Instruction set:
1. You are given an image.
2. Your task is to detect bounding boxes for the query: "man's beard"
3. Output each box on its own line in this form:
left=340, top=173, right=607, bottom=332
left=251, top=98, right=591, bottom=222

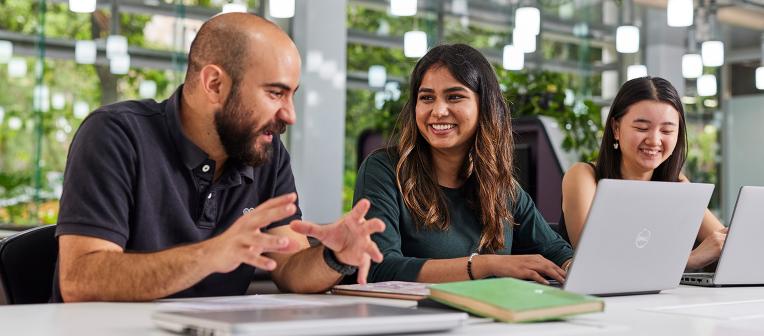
left=214, top=88, right=286, bottom=167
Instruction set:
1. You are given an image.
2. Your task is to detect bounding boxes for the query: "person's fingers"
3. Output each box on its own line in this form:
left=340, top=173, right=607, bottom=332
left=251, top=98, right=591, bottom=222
left=349, top=199, right=371, bottom=223
left=248, top=193, right=297, bottom=214
left=289, top=220, right=328, bottom=240
left=363, top=218, right=386, bottom=235
left=542, top=265, right=565, bottom=284
left=356, top=253, right=371, bottom=285
left=527, top=271, right=548, bottom=285
left=365, top=240, right=384, bottom=263
left=248, top=233, right=291, bottom=253
left=244, top=254, right=278, bottom=271
left=243, top=203, right=297, bottom=230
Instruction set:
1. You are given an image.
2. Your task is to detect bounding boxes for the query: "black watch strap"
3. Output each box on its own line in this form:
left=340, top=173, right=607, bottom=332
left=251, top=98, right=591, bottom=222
left=322, top=247, right=358, bottom=275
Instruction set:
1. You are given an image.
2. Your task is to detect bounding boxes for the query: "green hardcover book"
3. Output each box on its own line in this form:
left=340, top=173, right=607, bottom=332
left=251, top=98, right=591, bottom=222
left=428, top=278, right=604, bottom=323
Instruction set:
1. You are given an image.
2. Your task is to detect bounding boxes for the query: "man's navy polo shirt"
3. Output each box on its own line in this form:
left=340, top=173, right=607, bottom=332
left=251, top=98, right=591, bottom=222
left=51, top=85, right=301, bottom=302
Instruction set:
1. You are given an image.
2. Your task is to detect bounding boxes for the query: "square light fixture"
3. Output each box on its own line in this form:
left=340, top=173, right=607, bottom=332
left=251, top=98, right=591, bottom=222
left=616, top=26, right=640, bottom=53
left=69, top=0, right=96, bottom=13
left=681, top=54, right=703, bottom=79
left=390, top=0, right=417, bottom=16
left=512, top=29, right=536, bottom=53
left=502, top=45, right=524, bottom=70
left=368, top=65, right=387, bottom=88
left=697, top=74, right=717, bottom=96
left=667, top=0, right=693, bottom=27
left=139, top=80, right=157, bottom=99
left=75, top=40, right=97, bottom=64
left=701, top=41, right=724, bottom=67
left=269, top=0, right=294, bottom=18
left=106, top=35, right=128, bottom=59
left=222, top=3, right=247, bottom=13
left=627, top=65, right=647, bottom=80
left=515, top=7, right=540, bottom=36
left=110, top=54, right=130, bottom=75
left=0, top=40, right=12, bottom=63
left=8, top=58, right=27, bottom=78
left=404, top=31, right=427, bottom=58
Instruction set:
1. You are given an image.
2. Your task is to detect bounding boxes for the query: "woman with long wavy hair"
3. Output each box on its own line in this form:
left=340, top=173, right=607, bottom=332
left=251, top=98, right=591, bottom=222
left=354, top=44, right=573, bottom=284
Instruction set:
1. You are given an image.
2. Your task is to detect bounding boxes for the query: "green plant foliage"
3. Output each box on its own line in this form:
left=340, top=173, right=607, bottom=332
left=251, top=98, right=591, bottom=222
left=0, top=0, right=179, bottom=225
left=495, top=68, right=603, bottom=162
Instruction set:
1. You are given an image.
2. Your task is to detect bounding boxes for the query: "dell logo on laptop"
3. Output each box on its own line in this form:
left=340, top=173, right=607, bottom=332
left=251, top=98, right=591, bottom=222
left=635, top=228, right=651, bottom=249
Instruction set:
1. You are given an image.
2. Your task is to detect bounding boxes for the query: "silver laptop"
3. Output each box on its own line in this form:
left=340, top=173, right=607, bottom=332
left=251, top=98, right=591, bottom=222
left=682, top=186, right=764, bottom=287
left=562, top=179, right=713, bottom=296
left=152, top=303, right=467, bottom=336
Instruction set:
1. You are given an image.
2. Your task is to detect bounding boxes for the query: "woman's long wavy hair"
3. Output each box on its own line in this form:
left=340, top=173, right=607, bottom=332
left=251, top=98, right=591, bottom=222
left=389, top=44, right=517, bottom=253
left=594, top=76, right=687, bottom=182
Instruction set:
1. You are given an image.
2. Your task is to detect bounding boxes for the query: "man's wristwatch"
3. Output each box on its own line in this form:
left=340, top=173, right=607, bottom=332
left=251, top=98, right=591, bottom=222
left=322, top=247, right=358, bottom=275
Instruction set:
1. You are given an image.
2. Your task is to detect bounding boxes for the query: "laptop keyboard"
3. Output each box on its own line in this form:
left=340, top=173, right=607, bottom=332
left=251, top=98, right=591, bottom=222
left=684, top=273, right=714, bottom=279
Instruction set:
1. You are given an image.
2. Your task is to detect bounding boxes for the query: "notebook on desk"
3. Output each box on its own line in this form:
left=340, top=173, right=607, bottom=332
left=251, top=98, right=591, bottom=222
left=682, top=186, right=764, bottom=287
left=331, top=281, right=430, bottom=300
left=561, top=179, right=713, bottom=296
left=152, top=303, right=467, bottom=336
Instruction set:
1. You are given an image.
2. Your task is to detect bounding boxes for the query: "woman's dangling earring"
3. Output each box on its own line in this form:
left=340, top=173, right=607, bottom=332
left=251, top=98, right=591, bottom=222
left=613, top=141, right=619, bottom=150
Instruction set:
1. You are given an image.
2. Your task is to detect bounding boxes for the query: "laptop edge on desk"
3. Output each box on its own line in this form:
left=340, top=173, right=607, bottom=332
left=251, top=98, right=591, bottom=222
left=682, top=186, right=764, bottom=287
left=152, top=302, right=467, bottom=336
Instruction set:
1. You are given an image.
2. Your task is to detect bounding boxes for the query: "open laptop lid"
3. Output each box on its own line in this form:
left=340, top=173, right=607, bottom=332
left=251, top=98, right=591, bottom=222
left=564, top=179, right=713, bottom=296
left=714, top=186, right=764, bottom=285
left=152, top=303, right=467, bottom=336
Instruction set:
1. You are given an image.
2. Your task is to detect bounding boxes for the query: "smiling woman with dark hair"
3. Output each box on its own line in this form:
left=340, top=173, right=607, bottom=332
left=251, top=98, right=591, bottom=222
left=354, top=43, right=573, bottom=285
left=561, top=76, right=727, bottom=271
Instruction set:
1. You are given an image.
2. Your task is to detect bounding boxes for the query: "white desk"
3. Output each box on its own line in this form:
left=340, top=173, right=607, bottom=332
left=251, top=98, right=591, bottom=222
left=1, top=286, right=763, bottom=335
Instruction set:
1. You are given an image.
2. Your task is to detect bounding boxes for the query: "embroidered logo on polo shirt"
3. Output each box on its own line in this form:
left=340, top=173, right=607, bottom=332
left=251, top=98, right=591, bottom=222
left=242, top=207, right=255, bottom=215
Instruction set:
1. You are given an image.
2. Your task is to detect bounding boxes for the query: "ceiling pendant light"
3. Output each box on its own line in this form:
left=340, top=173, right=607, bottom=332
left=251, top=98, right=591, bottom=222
left=701, top=40, right=724, bottom=67
left=627, top=65, right=647, bottom=80
left=513, top=29, right=536, bottom=53
left=222, top=3, right=247, bottom=13
left=269, top=0, right=294, bottom=18
left=404, top=31, right=427, bottom=58
left=73, top=101, right=90, bottom=119
left=697, top=74, right=717, bottom=96
left=8, top=58, right=27, bottom=78
left=106, top=35, right=127, bottom=59
left=667, top=0, right=693, bottom=27
left=681, top=54, right=703, bottom=79
left=368, top=65, right=386, bottom=88
left=515, top=7, right=540, bottom=36
left=390, top=0, right=417, bottom=17
left=616, top=25, right=639, bottom=53
left=69, top=0, right=96, bottom=13
left=75, top=40, right=97, bottom=64
left=0, top=40, right=12, bottom=63
left=139, top=80, right=157, bottom=99
left=110, top=54, right=130, bottom=75
left=502, top=45, right=524, bottom=70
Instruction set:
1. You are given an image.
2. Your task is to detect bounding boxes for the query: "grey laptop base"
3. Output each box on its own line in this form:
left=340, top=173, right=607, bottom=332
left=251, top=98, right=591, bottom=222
left=153, top=303, right=467, bottom=336
left=681, top=186, right=764, bottom=287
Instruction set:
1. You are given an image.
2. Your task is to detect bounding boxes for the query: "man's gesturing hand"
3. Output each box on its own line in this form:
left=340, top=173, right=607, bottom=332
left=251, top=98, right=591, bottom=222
left=289, top=198, right=385, bottom=284
left=207, top=193, right=302, bottom=273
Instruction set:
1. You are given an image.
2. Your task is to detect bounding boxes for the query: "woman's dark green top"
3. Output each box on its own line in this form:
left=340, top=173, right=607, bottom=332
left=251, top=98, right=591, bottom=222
left=354, top=151, right=574, bottom=283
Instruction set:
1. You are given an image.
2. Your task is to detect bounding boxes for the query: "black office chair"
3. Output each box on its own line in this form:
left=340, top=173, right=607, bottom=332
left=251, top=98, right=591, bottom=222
left=0, top=225, right=58, bottom=304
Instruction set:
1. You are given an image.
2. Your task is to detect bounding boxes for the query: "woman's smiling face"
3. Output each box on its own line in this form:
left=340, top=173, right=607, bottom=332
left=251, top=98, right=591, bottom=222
left=613, top=100, right=680, bottom=173
left=415, top=65, right=479, bottom=156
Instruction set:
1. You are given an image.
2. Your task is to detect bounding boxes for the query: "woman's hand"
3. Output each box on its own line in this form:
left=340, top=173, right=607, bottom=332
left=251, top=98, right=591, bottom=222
left=479, top=254, right=566, bottom=285
left=687, top=228, right=727, bottom=270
